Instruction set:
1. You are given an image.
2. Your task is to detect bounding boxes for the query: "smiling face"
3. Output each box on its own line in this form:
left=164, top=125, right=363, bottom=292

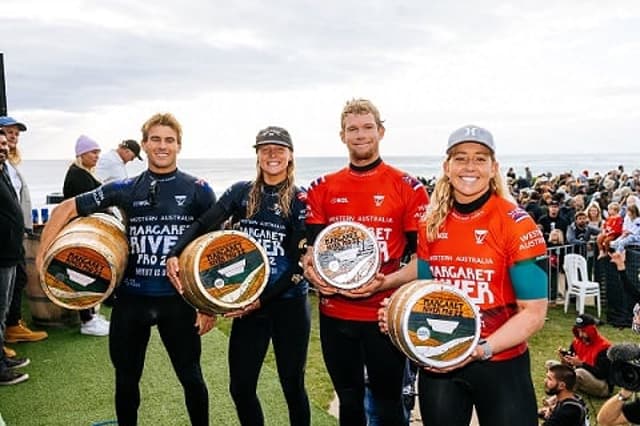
left=444, top=142, right=497, bottom=204
left=142, top=125, right=181, bottom=173
left=257, top=144, right=292, bottom=185
left=2, top=125, right=20, bottom=152
left=340, top=113, right=384, bottom=166
left=0, top=133, right=8, bottom=165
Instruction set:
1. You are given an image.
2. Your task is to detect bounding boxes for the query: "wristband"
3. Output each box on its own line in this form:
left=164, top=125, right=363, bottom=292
left=478, top=339, right=493, bottom=361
left=618, top=392, right=632, bottom=402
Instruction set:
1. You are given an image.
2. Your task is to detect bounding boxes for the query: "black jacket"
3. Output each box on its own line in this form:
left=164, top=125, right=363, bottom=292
left=63, top=163, right=101, bottom=199
left=0, top=166, right=25, bottom=266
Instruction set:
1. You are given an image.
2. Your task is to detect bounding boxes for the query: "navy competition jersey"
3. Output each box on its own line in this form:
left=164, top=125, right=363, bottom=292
left=219, top=181, right=308, bottom=299
left=75, top=169, right=215, bottom=296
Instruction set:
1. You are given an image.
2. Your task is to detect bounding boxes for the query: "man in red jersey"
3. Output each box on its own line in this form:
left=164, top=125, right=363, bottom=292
left=379, top=125, right=549, bottom=426
left=303, top=98, right=429, bottom=425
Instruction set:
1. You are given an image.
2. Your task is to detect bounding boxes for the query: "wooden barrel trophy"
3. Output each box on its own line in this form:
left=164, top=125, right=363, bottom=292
left=24, top=231, right=79, bottom=326
left=40, top=212, right=128, bottom=310
left=312, top=221, right=380, bottom=290
left=178, top=230, right=269, bottom=315
left=387, top=280, right=481, bottom=368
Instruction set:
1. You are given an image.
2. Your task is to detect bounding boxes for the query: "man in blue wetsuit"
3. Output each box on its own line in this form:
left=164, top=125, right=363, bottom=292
left=36, top=113, right=216, bottom=426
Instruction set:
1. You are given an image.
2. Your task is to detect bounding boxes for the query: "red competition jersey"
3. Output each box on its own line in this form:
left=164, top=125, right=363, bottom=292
left=307, top=161, right=429, bottom=321
left=417, top=194, right=547, bottom=361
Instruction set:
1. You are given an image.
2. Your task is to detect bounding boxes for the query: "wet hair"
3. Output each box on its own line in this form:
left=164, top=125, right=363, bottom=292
left=549, top=364, right=577, bottom=391
left=424, top=151, right=513, bottom=241
left=340, top=98, right=384, bottom=131
left=141, top=113, right=182, bottom=145
left=246, top=154, right=296, bottom=219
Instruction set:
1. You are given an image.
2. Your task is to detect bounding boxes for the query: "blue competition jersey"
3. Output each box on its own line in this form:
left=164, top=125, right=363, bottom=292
left=219, top=181, right=308, bottom=299
left=75, top=169, right=215, bottom=296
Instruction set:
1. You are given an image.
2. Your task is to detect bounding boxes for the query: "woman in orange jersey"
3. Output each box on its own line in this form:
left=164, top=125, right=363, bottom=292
left=378, top=125, right=548, bottom=426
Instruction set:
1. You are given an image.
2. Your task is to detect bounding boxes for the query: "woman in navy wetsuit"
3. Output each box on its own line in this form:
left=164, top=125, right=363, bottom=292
left=166, top=126, right=310, bottom=426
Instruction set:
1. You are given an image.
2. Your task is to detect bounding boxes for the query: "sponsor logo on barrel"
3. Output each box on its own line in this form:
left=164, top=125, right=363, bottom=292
left=312, top=221, right=380, bottom=290
left=388, top=280, right=481, bottom=368
left=179, top=230, right=269, bottom=314
left=40, top=213, right=128, bottom=310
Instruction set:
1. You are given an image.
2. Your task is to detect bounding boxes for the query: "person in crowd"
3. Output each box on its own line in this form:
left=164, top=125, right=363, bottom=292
left=550, top=314, right=612, bottom=398
left=302, top=98, right=429, bottom=425
left=36, top=113, right=215, bottom=425
left=0, top=116, right=48, bottom=353
left=95, top=139, right=142, bottom=183
left=524, top=190, right=544, bottom=222
left=0, top=128, right=31, bottom=385
left=567, top=210, right=601, bottom=280
left=547, top=228, right=566, bottom=305
left=166, top=126, right=310, bottom=426
left=377, top=124, right=548, bottom=425
left=538, top=364, right=588, bottom=426
left=62, top=135, right=109, bottom=336
left=539, top=200, right=570, bottom=243
left=597, top=202, right=623, bottom=259
left=586, top=203, right=603, bottom=229
left=612, top=204, right=640, bottom=253
left=567, top=211, right=600, bottom=257
left=559, top=197, right=577, bottom=226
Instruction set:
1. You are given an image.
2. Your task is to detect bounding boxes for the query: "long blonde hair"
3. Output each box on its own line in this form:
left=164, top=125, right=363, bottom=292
left=424, top=152, right=512, bottom=241
left=246, top=157, right=296, bottom=218
left=8, top=148, right=21, bottom=166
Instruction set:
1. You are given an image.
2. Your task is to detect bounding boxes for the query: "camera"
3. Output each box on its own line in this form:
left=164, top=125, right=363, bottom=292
left=611, top=359, right=640, bottom=392
left=560, top=349, right=574, bottom=357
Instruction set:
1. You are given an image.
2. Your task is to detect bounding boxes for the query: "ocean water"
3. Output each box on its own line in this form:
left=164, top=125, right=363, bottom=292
left=19, top=153, right=640, bottom=208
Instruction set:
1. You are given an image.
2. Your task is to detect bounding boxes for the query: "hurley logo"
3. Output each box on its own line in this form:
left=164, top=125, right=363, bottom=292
left=474, top=229, right=489, bottom=245
left=373, top=195, right=385, bottom=207
left=175, top=195, right=187, bottom=206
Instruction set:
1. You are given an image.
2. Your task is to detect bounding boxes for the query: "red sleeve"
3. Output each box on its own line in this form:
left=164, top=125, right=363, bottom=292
left=401, top=175, right=429, bottom=232
left=305, top=177, right=327, bottom=225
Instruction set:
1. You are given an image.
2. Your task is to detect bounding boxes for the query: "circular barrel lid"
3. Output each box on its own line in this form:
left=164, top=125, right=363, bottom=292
left=398, top=281, right=481, bottom=368
left=312, top=221, right=380, bottom=290
left=190, top=230, right=269, bottom=311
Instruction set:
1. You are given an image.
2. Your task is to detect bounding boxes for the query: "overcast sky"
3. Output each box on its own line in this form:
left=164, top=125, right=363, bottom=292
left=2, top=1, right=639, bottom=159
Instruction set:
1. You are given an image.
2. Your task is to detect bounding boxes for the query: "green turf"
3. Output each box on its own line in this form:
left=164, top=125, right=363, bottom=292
left=1, top=295, right=635, bottom=425
left=0, top=294, right=336, bottom=426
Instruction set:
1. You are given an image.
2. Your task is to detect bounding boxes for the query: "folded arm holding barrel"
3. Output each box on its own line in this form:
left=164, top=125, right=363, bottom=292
left=166, top=181, right=308, bottom=318
left=373, top=126, right=549, bottom=426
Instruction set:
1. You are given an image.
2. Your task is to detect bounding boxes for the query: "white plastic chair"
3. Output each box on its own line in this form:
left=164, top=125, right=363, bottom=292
left=563, top=253, right=601, bottom=317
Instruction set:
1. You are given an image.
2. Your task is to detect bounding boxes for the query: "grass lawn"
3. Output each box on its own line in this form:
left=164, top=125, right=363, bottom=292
left=1, top=294, right=635, bottom=425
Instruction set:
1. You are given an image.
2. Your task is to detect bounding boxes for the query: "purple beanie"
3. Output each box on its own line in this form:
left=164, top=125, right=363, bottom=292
left=75, top=135, right=101, bottom=156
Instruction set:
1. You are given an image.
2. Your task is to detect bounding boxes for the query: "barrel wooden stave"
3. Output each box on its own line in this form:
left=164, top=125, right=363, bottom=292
left=24, top=232, right=79, bottom=327
left=40, top=213, right=128, bottom=310
left=387, top=280, right=481, bottom=368
left=179, top=230, right=269, bottom=315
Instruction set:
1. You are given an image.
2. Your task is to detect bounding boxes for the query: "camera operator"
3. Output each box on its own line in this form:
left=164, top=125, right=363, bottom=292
left=597, top=343, right=640, bottom=426
left=550, top=314, right=613, bottom=398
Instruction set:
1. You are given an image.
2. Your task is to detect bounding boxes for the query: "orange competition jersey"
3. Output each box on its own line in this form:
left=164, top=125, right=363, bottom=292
left=307, top=162, right=429, bottom=321
left=417, top=194, right=547, bottom=361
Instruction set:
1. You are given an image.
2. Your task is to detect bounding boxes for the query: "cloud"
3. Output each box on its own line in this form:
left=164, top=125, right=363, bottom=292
left=2, top=0, right=640, bottom=158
